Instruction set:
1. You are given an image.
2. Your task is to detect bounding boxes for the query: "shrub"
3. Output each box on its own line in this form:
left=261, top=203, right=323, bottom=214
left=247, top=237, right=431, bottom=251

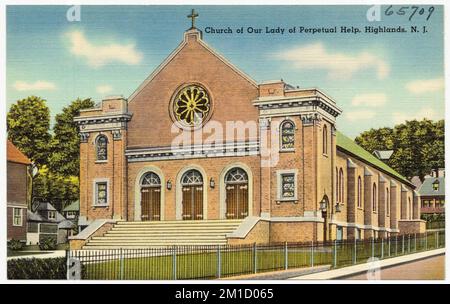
left=39, top=236, right=57, bottom=250
left=8, top=239, right=24, bottom=251
left=7, top=257, right=67, bottom=280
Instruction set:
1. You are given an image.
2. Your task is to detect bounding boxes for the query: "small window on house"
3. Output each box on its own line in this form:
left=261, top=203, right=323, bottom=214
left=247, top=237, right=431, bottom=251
left=372, top=183, right=377, bottom=212
left=13, top=208, right=23, bottom=226
left=323, top=125, right=328, bottom=155
left=66, top=211, right=76, bottom=219
left=433, top=180, right=439, bottom=191
left=48, top=211, right=56, bottom=219
left=281, top=173, right=295, bottom=199
left=95, top=182, right=108, bottom=205
left=357, top=176, right=362, bottom=208
left=280, top=120, right=295, bottom=150
left=96, top=135, right=108, bottom=161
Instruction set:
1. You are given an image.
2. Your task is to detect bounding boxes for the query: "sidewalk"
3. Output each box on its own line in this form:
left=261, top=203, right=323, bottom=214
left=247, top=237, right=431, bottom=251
left=7, top=250, right=66, bottom=260
left=289, top=248, right=445, bottom=280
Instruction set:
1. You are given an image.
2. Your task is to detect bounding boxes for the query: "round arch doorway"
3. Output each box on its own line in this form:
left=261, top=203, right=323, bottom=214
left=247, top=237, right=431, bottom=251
left=140, top=172, right=161, bottom=221
left=225, top=168, right=249, bottom=219
left=181, top=169, right=204, bottom=220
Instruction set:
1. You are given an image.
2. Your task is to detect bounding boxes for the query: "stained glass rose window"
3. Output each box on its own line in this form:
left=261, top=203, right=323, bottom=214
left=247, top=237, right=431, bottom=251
left=173, top=85, right=211, bottom=127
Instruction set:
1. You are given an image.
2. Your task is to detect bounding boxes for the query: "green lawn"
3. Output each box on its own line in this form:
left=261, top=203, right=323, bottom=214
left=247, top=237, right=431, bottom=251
left=81, top=246, right=334, bottom=280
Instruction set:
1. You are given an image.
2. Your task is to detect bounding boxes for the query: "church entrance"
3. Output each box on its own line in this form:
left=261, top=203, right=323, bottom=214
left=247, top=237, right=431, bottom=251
left=225, top=168, right=249, bottom=219
left=140, top=172, right=161, bottom=221
left=181, top=170, right=204, bottom=220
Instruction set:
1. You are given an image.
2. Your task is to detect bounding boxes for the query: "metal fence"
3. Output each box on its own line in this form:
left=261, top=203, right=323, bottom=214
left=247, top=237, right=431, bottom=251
left=68, top=231, right=445, bottom=280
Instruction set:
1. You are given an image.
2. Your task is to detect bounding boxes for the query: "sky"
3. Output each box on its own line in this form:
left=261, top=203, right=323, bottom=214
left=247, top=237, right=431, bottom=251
left=6, top=5, right=444, bottom=138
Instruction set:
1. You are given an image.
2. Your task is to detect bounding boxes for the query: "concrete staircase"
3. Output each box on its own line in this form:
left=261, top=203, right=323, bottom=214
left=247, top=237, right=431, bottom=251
left=82, top=219, right=243, bottom=249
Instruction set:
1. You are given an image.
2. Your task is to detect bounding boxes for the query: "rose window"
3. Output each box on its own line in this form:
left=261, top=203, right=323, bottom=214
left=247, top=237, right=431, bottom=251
left=173, top=85, right=211, bottom=127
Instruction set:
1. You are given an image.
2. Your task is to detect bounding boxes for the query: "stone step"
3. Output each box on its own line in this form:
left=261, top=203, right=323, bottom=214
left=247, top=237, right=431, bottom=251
left=107, top=228, right=236, bottom=234
left=112, top=224, right=240, bottom=229
left=85, top=240, right=228, bottom=245
left=92, top=235, right=226, bottom=241
left=115, top=219, right=243, bottom=225
left=82, top=244, right=227, bottom=250
left=112, top=224, right=241, bottom=229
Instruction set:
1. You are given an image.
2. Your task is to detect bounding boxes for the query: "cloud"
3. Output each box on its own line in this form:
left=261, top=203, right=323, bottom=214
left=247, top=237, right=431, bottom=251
left=66, top=30, right=143, bottom=67
left=405, top=78, right=444, bottom=95
left=13, top=80, right=56, bottom=91
left=345, top=110, right=376, bottom=122
left=96, top=85, right=113, bottom=95
left=351, top=93, right=387, bottom=107
left=274, top=42, right=389, bottom=80
left=392, top=107, right=440, bottom=124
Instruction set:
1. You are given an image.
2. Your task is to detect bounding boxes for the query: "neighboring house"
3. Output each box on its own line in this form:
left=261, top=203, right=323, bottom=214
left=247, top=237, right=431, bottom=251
left=418, top=176, right=445, bottom=229
left=7, top=140, right=31, bottom=243
left=27, top=202, right=76, bottom=245
left=62, top=200, right=80, bottom=223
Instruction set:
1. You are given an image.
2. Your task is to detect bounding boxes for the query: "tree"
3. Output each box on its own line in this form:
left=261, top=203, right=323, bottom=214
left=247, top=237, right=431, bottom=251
left=355, top=119, right=445, bottom=181
left=32, top=166, right=79, bottom=206
left=48, top=98, right=95, bottom=176
left=7, top=96, right=51, bottom=166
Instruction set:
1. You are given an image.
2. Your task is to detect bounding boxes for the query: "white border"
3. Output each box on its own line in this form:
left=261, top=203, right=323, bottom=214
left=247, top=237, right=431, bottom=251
left=1, top=0, right=448, bottom=285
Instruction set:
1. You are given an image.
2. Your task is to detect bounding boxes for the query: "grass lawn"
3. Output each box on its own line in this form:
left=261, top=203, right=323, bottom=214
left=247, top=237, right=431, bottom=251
left=81, top=247, right=334, bottom=280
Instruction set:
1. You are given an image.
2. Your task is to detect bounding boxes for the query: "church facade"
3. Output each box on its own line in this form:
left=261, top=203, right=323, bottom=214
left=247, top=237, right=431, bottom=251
left=74, top=27, right=425, bottom=245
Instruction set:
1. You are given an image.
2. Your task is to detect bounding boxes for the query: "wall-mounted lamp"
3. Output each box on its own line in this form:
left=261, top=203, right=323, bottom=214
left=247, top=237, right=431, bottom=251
left=166, top=180, right=172, bottom=190
left=335, top=203, right=341, bottom=213
left=319, top=198, right=327, bottom=211
left=210, top=178, right=215, bottom=189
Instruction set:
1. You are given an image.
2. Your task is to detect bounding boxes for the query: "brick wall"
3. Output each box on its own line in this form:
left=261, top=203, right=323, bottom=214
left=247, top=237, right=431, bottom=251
left=7, top=206, right=27, bottom=241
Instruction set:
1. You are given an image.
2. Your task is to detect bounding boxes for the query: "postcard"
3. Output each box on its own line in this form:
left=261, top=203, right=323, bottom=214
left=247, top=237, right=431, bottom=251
left=3, top=2, right=446, bottom=288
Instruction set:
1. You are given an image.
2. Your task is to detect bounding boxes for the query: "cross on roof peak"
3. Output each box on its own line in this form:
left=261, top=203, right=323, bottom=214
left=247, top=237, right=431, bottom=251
left=187, top=9, right=199, bottom=29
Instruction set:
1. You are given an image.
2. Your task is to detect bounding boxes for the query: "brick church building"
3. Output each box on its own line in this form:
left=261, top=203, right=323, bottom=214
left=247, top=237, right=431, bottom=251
left=72, top=23, right=425, bottom=249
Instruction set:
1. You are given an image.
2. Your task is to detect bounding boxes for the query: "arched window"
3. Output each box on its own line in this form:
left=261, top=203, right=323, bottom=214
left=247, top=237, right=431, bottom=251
left=372, top=183, right=377, bottom=212
left=323, top=125, right=328, bottom=155
left=408, top=197, right=412, bottom=219
left=96, top=135, right=108, bottom=161
left=339, top=168, right=344, bottom=203
left=335, top=167, right=339, bottom=202
left=280, top=120, right=295, bottom=150
left=141, top=172, right=161, bottom=187
left=386, top=187, right=390, bottom=216
left=357, top=176, right=362, bottom=208
left=225, top=168, right=248, bottom=184
left=181, top=170, right=203, bottom=185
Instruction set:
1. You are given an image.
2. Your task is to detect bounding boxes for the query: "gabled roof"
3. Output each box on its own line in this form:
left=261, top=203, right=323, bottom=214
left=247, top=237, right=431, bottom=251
left=373, top=150, right=394, bottom=160
left=336, top=132, right=413, bottom=187
left=62, top=201, right=79, bottom=212
left=58, top=219, right=76, bottom=229
left=36, top=202, right=57, bottom=212
left=418, top=177, right=445, bottom=196
left=7, top=140, right=31, bottom=165
left=128, top=29, right=257, bottom=101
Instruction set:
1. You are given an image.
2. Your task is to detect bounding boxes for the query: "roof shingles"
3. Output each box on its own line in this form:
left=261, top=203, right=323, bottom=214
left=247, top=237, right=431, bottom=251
left=336, top=132, right=413, bottom=187
left=7, top=140, right=31, bottom=165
